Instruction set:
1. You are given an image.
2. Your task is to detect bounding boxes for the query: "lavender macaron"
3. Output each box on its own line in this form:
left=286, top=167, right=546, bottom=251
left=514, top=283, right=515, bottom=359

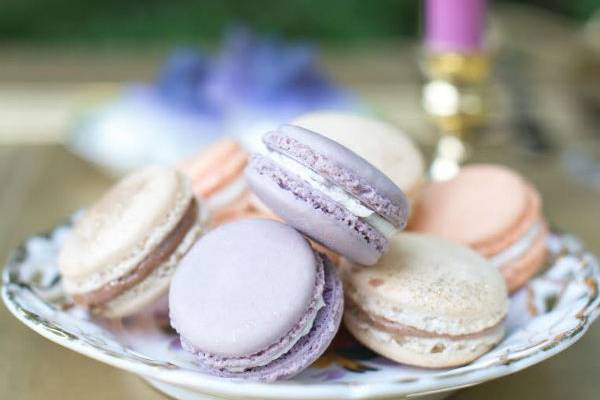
left=169, top=219, right=343, bottom=382
left=245, top=124, right=409, bottom=265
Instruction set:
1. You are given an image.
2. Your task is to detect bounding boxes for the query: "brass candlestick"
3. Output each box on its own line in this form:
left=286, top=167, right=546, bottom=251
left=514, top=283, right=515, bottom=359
left=423, top=0, right=490, bottom=181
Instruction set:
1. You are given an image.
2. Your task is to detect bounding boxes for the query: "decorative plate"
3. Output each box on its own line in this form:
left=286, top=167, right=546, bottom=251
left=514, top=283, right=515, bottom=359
left=3, top=221, right=600, bottom=400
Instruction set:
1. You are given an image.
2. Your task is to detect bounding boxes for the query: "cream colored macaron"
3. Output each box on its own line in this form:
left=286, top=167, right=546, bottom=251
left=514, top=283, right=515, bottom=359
left=291, top=111, right=425, bottom=202
left=59, top=165, right=205, bottom=318
left=341, top=233, right=508, bottom=368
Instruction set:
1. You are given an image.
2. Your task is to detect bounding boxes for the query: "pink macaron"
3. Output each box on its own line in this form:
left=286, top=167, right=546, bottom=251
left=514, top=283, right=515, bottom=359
left=409, top=164, right=548, bottom=292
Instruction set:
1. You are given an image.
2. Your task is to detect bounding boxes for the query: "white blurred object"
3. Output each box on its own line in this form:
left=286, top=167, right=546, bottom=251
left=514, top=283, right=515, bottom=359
left=69, top=86, right=223, bottom=175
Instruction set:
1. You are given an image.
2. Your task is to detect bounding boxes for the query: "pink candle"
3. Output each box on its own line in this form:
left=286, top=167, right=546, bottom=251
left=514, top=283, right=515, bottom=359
left=425, top=0, right=487, bottom=53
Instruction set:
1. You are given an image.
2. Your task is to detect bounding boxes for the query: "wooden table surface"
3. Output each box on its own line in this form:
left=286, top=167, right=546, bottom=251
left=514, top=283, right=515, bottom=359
left=1, top=7, right=599, bottom=399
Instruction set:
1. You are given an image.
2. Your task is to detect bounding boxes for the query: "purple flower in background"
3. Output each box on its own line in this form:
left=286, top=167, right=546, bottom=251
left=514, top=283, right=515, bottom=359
left=153, top=28, right=352, bottom=118
left=207, top=27, right=353, bottom=115
left=156, top=48, right=218, bottom=114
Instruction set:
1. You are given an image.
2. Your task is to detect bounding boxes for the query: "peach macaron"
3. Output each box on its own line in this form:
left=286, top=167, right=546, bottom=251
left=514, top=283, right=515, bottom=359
left=178, top=138, right=255, bottom=226
left=409, top=164, right=548, bottom=292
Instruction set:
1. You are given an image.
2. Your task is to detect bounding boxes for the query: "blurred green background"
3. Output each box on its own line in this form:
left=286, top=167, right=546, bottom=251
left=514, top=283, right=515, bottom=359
left=0, top=0, right=598, bottom=47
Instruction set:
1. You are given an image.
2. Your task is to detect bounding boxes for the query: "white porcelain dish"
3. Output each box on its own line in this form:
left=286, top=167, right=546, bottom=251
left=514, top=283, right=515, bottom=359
left=3, top=221, right=599, bottom=400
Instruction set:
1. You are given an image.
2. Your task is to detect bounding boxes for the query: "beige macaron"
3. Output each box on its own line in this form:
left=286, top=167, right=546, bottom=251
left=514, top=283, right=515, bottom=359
left=58, top=165, right=205, bottom=318
left=291, top=111, right=425, bottom=202
left=341, top=233, right=508, bottom=368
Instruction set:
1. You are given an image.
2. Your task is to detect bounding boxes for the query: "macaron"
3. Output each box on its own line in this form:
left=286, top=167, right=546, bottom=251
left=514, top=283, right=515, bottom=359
left=245, top=124, right=409, bottom=266
left=342, top=233, right=508, bottom=368
left=291, top=112, right=425, bottom=202
left=409, top=164, right=548, bottom=292
left=169, top=219, right=343, bottom=382
left=58, top=166, right=205, bottom=318
left=178, top=138, right=253, bottom=224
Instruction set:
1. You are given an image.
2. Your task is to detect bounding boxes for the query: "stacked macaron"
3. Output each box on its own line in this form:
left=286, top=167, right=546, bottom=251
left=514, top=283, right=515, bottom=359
left=245, top=124, right=410, bottom=265
left=58, top=166, right=205, bottom=318
left=410, top=164, right=548, bottom=292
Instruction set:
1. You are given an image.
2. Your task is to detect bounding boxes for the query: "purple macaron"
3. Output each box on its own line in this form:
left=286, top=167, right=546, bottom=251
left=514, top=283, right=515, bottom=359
left=169, top=219, right=343, bottom=382
left=245, top=124, right=409, bottom=265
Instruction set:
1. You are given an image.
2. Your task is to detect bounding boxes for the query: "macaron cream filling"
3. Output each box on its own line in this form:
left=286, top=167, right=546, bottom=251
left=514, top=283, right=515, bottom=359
left=488, top=221, right=543, bottom=268
left=71, top=199, right=200, bottom=307
left=182, top=254, right=327, bottom=372
left=262, top=146, right=398, bottom=240
left=347, top=298, right=503, bottom=341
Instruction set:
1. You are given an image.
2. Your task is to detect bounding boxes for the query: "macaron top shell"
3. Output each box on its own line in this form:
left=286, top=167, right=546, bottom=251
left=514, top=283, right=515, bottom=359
left=410, top=164, right=531, bottom=246
left=169, top=219, right=318, bottom=357
left=292, top=112, right=425, bottom=196
left=264, top=124, right=409, bottom=227
left=342, top=233, right=508, bottom=336
left=59, top=166, right=192, bottom=280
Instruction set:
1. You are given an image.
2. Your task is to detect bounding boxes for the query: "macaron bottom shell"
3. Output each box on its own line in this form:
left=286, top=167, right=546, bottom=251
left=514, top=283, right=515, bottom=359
left=344, top=308, right=505, bottom=368
left=186, top=257, right=344, bottom=382
left=246, top=155, right=387, bottom=266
